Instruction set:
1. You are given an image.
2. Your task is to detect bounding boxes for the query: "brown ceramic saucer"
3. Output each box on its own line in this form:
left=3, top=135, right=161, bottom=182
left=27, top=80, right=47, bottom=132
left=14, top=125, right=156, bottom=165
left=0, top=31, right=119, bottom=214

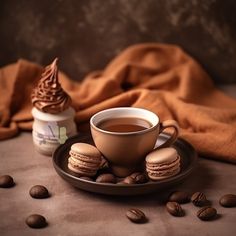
left=52, top=133, right=197, bottom=196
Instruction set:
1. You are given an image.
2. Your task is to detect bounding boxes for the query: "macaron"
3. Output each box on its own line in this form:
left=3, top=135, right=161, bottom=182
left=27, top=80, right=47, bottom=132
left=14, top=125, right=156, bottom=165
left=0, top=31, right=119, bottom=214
left=145, top=147, right=180, bottom=181
left=68, top=143, right=102, bottom=177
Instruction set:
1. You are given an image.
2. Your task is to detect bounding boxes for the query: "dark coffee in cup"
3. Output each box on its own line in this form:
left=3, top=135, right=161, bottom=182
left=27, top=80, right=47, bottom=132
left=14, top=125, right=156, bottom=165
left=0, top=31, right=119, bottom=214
left=97, top=117, right=152, bottom=133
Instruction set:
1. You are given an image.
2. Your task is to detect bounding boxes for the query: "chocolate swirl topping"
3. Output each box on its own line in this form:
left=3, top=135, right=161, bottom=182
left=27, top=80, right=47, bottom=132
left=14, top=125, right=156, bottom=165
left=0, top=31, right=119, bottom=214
left=31, top=58, right=71, bottom=114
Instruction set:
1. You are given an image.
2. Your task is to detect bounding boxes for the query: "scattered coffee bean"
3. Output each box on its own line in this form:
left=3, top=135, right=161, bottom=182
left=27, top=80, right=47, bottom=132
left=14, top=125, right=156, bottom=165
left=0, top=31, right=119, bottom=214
left=197, top=206, right=217, bottom=221
left=166, top=202, right=184, bottom=217
left=130, top=172, right=148, bottom=184
left=29, top=185, right=49, bottom=199
left=25, top=214, right=47, bottom=228
left=168, top=191, right=190, bottom=204
left=191, top=192, right=207, bottom=207
left=123, top=176, right=136, bottom=184
left=0, top=175, right=15, bottom=188
left=96, top=173, right=116, bottom=183
left=219, top=194, right=236, bottom=207
left=80, top=176, right=93, bottom=181
left=126, top=208, right=147, bottom=223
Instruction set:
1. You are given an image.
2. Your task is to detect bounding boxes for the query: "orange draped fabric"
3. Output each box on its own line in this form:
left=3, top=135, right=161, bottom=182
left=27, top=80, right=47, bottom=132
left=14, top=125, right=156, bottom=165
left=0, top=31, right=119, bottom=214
left=1, top=43, right=236, bottom=163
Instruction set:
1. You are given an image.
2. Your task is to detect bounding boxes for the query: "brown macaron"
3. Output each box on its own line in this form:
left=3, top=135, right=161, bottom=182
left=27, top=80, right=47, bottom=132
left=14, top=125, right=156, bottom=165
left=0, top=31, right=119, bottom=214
left=68, top=143, right=102, bottom=177
left=145, top=147, right=180, bottom=181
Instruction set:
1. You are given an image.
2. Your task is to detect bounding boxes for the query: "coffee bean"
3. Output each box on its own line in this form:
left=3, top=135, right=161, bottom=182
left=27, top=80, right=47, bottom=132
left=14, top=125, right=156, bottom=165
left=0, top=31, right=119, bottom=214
left=166, top=202, right=184, bottom=217
left=130, top=172, right=148, bottom=184
left=0, top=175, right=14, bottom=188
left=191, top=192, right=207, bottom=207
left=96, top=173, right=116, bottom=183
left=80, top=176, right=93, bottom=181
left=122, top=172, right=148, bottom=184
left=25, top=214, right=47, bottom=228
left=197, top=206, right=217, bottom=221
left=123, top=176, right=136, bottom=184
left=126, top=208, right=147, bottom=223
left=29, top=185, right=49, bottom=199
left=219, top=194, right=236, bottom=207
left=168, top=191, right=190, bottom=204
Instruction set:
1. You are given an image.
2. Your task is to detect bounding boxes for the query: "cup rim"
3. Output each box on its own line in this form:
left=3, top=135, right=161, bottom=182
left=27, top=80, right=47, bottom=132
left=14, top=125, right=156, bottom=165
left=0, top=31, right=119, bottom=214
left=90, top=107, right=159, bottom=136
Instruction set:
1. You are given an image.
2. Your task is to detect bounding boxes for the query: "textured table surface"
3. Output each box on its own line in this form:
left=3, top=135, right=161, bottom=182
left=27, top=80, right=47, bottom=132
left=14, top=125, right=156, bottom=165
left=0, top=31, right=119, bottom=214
left=0, top=85, right=236, bottom=236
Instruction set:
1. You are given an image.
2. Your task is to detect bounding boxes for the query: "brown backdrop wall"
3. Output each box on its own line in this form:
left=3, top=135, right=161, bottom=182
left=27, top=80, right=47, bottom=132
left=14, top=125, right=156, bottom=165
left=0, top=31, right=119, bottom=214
left=0, top=0, right=236, bottom=83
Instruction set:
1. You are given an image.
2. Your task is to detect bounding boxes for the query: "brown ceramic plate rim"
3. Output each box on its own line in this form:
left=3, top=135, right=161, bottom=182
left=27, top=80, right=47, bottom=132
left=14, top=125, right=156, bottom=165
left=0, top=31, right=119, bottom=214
left=52, top=133, right=197, bottom=195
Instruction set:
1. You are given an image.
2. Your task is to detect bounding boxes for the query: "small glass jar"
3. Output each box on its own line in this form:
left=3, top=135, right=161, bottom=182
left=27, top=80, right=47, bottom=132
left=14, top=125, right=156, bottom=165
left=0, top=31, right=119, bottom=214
left=32, top=107, right=77, bottom=156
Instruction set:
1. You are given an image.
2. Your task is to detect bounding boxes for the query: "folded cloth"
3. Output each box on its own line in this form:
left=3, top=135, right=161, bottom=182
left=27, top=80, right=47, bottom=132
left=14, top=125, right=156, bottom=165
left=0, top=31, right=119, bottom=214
left=1, top=43, right=236, bottom=163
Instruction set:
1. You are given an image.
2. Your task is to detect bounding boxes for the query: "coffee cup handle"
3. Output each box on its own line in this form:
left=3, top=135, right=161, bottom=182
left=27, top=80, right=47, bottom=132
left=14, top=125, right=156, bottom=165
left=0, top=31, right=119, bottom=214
left=157, top=120, right=179, bottom=149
